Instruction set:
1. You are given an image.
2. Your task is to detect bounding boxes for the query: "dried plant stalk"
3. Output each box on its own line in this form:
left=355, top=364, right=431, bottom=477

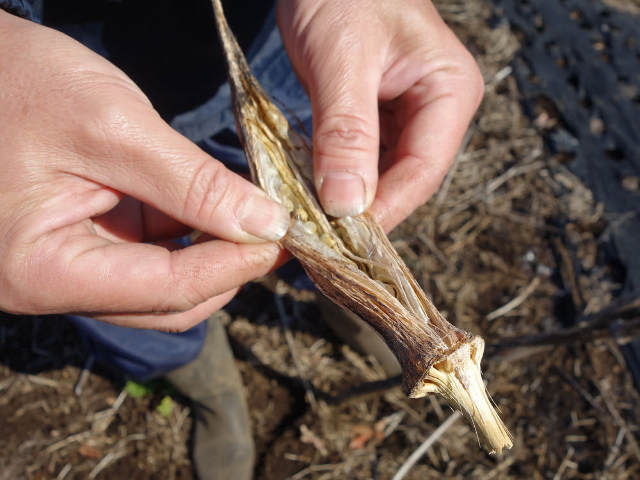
left=210, top=0, right=512, bottom=454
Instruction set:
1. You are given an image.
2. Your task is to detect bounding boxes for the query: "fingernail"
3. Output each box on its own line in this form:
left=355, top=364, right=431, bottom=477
left=238, top=194, right=290, bottom=241
left=319, top=171, right=366, bottom=217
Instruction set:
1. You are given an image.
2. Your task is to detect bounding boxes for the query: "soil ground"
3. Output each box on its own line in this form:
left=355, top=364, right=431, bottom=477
left=2, top=0, right=639, bottom=479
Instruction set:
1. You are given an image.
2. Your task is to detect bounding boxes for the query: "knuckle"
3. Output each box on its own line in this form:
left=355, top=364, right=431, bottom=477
left=235, top=244, right=263, bottom=273
left=163, top=322, right=192, bottom=334
left=466, top=58, right=485, bottom=109
left=166, top=252, right=223, bottom=313
left=70, top=76, right=150, bottom=158
left=182, top=160, right=232, bottom=226
left=76, top=98, right=132, bottom=153
left=315, top=113, right=377, bottom=160
left=177, top=282, right=210, bottom=312
left=158, top=310, right=202, bottom=334
left=441, top=46, right=485, bottom=110
left=164, top=262, right=203, bottom=313
left=92, top=100, right=131, bottom=142
left=423, top=49, right=485, bottom=113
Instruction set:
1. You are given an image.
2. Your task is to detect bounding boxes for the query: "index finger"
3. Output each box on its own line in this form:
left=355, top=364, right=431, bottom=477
left=25, top=232, right=285, bottom=318
left=371, top=57, right=484, bottom=232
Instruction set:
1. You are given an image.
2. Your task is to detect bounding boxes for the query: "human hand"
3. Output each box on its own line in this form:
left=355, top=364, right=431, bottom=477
left=0, top=11, right=290, bottom=331
left=277, top=0, right=484, bottom=231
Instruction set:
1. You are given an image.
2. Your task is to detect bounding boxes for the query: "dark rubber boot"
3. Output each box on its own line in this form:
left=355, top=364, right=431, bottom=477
left=166, top=314, right=254, bottom=480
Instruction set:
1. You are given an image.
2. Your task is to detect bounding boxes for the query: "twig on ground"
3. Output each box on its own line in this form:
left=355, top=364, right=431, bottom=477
left=323, top=375, right=402, bottom=405
left=439, top=156, right=545, bottom=222
left=91, top=389, right=128, bottom=420
left=55, top=464, right=72, bottom=480
left=489, top=345, right=553, bottom=364
left=0, top=377, right=15, bottom=392
left=552, top=237, right=585, bottom=313
left=87, top=434, right=146, bottom=480
left=604, top=428, right=627, bottom=468
left=487, top=277, right=541, bottom=321
left=553, top=367, right=607, bottom=415
left=289, top=463, right=343, bottom=480
left=378, top=411, right=406, bottom=439
left=90, top=388, right=128, bottom=433
left=429, top=395, right=445, bottom=421
left=417, top=231, right=448, bottom=266
left=172, top=404, right=190, bottom=437
left=597, top=381, right=640, bottom=463
left=299, top=424, right=327, bottom=456
left=15, top=399, right=50, bottom=417
left=485, top=65, right=513, bottom=91
left=74, top=353, right=95, bottom=396
left=581, top=291, right=640, bottom=325
left=26, top=374, right=60, bottom=389
left=490, top=291, right=640, bottom=350
left=485, top=159, right=545, bottom=195
left=488, top=208, right=561, bottom=233
left=392, top=411, right=462, bottom=480
left=436, top=126, right=475, bottom=206
left=88, top=451, right=127, bottom=480
left=553, top=446, right=576, bottom=480
left=274, top=283, right=317, bottom=408
left=490, top=318, right=640, bottom=350
left=46, top=431, right=91, bottom=454
left=484, top=455, right=517, bottom=480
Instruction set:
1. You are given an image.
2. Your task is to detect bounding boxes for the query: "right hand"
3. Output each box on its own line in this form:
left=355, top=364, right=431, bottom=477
left=277, top=0, right=484, bottom=231
left=0, top=11, right=290, bottom=331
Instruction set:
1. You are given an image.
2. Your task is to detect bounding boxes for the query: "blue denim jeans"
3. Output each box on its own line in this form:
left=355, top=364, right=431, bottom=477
left=69, top=8, right=313, bottom=381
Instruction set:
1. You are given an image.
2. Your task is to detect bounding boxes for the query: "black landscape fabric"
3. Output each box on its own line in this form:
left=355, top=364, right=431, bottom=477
left=491, top=0, right=640, bottom=385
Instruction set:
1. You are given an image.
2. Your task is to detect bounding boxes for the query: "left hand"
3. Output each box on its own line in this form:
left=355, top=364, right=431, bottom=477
left=277, top=0, right=484, bottom=231
left=0, top=12, right=288, bottom=330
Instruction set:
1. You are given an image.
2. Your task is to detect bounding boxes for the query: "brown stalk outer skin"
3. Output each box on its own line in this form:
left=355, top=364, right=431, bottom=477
left=284, top=235, right=472, bottom=395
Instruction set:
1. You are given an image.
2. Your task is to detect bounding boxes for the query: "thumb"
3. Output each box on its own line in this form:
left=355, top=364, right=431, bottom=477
left=76, top=99, right=291, bottom=244
left=309, top=54, right=380, bottom=217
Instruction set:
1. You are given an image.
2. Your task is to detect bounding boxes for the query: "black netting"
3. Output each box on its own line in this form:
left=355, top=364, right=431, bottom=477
left=490, top=0, right=640, bottom=212
left=490, top=0, right=640, bottom=385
